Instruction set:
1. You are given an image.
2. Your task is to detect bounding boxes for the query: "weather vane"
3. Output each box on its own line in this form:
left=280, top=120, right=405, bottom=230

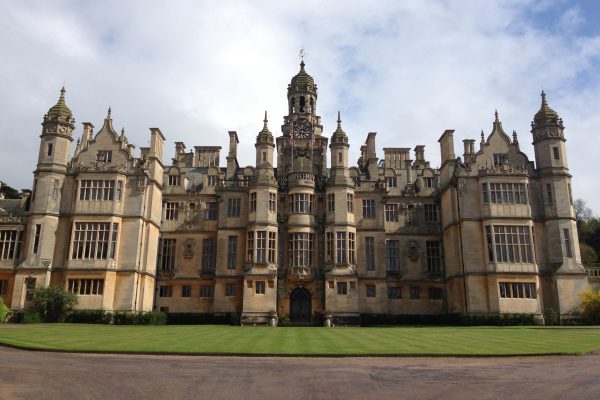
left=299, top=47, right=305, bottom=62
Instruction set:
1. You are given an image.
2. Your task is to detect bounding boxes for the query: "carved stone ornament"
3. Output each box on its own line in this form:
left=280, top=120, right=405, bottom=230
left=77, top=160, right=128, bottom=173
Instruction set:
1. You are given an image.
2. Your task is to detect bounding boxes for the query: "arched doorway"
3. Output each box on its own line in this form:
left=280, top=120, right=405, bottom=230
left=290, top=287, right=311, bottom=322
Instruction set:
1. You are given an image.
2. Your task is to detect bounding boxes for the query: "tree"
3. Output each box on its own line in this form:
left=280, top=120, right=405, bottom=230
left=0, top=182, right=20, bottom=199
left=574, top=198, right=593, bottom=229
left=0, top=298, right=9, bottom=322
left=579, top=289, right=600, bottom=324
left=580, top=243, right=598, bottom=267
left=32, top=286, right=77, bottom=322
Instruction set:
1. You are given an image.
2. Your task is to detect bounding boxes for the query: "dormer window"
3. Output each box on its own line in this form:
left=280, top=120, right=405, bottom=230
left=423, top=177, right=434, bottom=188
left=493, top=153, right=507, bottom=166
left=168, top=175, right=181, bottom=186
left=207, top=176, right=217, bottom=186
left=97, top=150, right=112, bottom=163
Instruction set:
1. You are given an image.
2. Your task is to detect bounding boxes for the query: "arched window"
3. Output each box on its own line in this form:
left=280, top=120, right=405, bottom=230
left=300, top=96, right=305, bottom=113
left=291, top=97, right=296, bottom=113
left=309, top=98, right=314, bottom=113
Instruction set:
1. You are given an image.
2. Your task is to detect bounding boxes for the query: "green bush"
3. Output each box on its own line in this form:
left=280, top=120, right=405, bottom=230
left=229, top=312, right=240, bottom=326
left=32, top=286, right=77, bottom=322
left=579, top=289, right=600, bottom=324
left=165, top=313, right=231, bottom=325
left=0, top=298, right=10, bottom=323
left=113, top=311, right=166, bottom=325
left=359, top=313, right=539, bottom=326
left=23, top=309, right=43, bottom=324
left=67, top=310, right=113, bottom=324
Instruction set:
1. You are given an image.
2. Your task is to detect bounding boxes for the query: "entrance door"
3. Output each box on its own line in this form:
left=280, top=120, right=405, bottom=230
left=290, top=287, right=311, bottom=322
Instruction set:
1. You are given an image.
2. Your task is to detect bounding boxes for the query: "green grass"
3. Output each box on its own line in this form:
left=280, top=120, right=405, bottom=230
left=0, top=324, right=599, bottom=356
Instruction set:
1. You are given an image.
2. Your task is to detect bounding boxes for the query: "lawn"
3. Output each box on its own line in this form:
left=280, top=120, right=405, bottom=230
left=0, top=324, right=599, bottom=356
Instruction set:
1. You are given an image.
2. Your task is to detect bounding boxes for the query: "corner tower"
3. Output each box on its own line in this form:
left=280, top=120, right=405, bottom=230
left=14, top=88, right=75, bottom=308
left=531, top=91, right=588, bottom=320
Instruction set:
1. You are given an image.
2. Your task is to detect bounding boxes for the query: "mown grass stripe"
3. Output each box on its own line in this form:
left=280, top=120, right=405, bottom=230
left=0, top=324, right=599, bottom=356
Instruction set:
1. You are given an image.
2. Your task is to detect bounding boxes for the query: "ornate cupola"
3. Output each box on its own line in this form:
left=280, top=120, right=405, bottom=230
left=36, top=87, right=75, bottom=172
left=256, top=111, right=275, bottom=167
left=329, top=112, right=351, bottom=182
left=531, top=91, right=564, bottom=144
left=257, top=111, right=274, bottom=145
left=287, top=60, right=318, bottom=120
left=42, top=87, right=75, bottom=139
left=330, top=111, right=349, bottom=147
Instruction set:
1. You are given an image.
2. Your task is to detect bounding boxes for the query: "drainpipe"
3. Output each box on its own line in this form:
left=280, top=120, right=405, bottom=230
left=455, top=179, right=469, bottom=313
left=133, top=180, right=148, bottom=312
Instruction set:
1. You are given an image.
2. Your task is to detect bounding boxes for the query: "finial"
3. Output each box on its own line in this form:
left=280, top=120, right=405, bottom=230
left=512, top=129, right=518, bottom=143
left=299, top=47, right=306, bottom=69
left=107, top=107, right=112, bottom=119
left=337, top=110, right=341, bottom=124
left=263, top=110, right=269, bottom=130
left=481, top=130, right=485, bottom=143
left=121, top=127, right=125, bottom=135
left=60, top=86, right=66, bottom=96
left=541, top=90, right=548, bottom=107
left=494, top=109, right=499, bottom=122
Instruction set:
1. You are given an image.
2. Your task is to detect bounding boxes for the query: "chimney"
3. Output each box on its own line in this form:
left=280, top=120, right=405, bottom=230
left=438, top=129, right=456, bottom=164
left=414, top=145, right=425, bottom=162
left=227, top=131, right=239, bottom=178
left=149, top=128, right=165, bottom=161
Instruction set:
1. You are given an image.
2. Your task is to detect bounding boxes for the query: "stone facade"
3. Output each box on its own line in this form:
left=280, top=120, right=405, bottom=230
left=0, top=63, right=590, bottom=324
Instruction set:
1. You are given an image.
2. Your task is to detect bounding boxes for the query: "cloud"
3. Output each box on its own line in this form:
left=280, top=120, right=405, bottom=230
left=0, top=0, right=599, bottom=211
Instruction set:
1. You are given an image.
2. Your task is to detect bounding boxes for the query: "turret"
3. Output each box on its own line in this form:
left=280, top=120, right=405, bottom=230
left=329, top=112, right=351, bottom=182
left=531, top=91, right=568, bottom=172
left=32, top=87, right=75, bottom=212
left=255, top=111, right=275, bottom=167
left=36, top=87, right=75, bottom=172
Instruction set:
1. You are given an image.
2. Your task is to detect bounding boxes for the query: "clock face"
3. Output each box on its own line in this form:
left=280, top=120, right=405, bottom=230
left=294, top=122, right=312, bottom=139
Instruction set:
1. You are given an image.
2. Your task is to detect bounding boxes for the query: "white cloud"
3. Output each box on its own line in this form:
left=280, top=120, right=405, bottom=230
left=0, top=0, right=599, bottom=212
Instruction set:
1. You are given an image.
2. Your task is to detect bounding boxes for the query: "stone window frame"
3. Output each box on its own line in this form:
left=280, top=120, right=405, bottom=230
left=181, top=285, right=192, bottom=298
left=227, top=197, right=241, bottom=218
left=366, top=284, right=376, bottom=298
left=362, top=199, right=376, bottom=219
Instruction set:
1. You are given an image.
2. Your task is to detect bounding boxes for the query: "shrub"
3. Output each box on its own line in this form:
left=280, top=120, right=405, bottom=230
left=23, top=309, right=43, bottom=324
left=67, top=310, right=113, bottom=324
left=579, top=289, right=600, bottom=324
left=32, top=286, right=77, bottom=322
left=113, top=311, right=166, bottom=325
left=165, top=313, right=231, bottom=325
left=544, top=308, right=560, bottom=326
left=0, top=298, right=10, bottom=323
left=359, top=313, right=539, bottom=326
left=229, top=312, right=240, bottom=326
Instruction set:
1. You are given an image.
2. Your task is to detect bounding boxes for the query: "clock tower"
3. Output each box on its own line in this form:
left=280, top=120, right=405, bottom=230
left=278, top=61, right=326, bottom=177
left=274, top=60, right=329, bottom=322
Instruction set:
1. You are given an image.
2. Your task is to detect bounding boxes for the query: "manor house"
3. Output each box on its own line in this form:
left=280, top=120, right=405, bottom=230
left=0, top=62, right=589, bottom=324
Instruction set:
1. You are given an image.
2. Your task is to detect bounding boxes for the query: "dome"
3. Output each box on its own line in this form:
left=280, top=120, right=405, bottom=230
left=290, top=61, right=315, bottom=91
left=46, top=87, right=73, bottom=124
left=534, top=91, right=558, bottom=122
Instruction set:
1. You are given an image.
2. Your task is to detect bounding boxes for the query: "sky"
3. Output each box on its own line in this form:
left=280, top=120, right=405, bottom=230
left=1, top=0, right=599, bottom=212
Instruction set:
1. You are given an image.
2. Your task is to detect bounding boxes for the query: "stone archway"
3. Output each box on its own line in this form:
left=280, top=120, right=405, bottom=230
left=289, top=287, right=311, bottom=322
